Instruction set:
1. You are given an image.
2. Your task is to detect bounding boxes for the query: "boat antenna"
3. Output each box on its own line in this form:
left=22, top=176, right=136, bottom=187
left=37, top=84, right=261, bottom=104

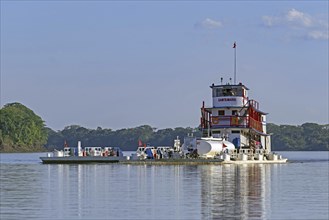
left=220, top=77, right=223, bottom=85
left=233, top=41, right=237, bottom=85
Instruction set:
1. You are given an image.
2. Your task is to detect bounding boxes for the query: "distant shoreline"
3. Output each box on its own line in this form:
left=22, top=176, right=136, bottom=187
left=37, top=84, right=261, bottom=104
left=0, top=147, right=47, bottom=153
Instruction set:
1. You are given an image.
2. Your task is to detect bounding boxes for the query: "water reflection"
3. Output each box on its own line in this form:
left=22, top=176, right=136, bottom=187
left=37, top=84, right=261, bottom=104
left=42, top=164, right=204, bottom=219
left=1, top=153, right=328, bottom=219
left=44, top=164, right=121, bottom=219
left=200, top=164, right=272, bottom=219
left=43, top=164, right=273, bottom=219
left=1, top=161, right=277, bottom=219
left=1, top=158, right=327, bottom=220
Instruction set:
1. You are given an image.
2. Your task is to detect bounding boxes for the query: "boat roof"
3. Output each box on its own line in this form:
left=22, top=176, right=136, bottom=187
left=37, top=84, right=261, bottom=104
left=251, top=128, right=271, bottom=136
left=205, top=106, right=268, bottom=115
left=210, top=83, right=249, bottom=90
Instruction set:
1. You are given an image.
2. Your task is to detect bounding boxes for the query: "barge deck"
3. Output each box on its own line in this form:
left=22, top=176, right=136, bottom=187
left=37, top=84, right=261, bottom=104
left=40, top=157, right=287, bottom=165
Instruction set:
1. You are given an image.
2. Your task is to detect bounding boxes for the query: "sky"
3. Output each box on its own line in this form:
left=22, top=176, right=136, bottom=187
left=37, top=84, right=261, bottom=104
left=1, top=1, right=328, bottom=131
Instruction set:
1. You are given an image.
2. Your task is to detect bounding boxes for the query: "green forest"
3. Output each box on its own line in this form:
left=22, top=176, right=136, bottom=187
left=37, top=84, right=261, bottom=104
left=0, top=103, right=48, bottom=152
left=0, top=103, right=328, bottom=152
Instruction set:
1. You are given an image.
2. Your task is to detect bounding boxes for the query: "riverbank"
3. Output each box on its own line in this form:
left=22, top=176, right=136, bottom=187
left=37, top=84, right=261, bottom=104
left=0, top=145, right=47, bottom=153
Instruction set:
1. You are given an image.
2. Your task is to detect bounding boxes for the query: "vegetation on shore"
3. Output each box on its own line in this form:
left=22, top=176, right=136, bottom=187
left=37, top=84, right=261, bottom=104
left=1, top=102, right=328, bottom=152
left=0, top=103, right=48, bottom=152
left=46, top=125, right=200, bottom=151
left=267, top=123, right=328, bottom=151
left=45, top=123, right=328, bottom=151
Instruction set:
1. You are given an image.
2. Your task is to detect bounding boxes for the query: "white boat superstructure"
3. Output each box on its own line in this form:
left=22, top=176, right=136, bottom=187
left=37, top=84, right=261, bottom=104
left=195, top=79, right=287, bottom=162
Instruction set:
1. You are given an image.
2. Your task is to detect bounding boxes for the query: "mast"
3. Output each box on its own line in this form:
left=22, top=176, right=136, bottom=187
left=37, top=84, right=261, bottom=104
left=233, top=41, right=237, bottom=84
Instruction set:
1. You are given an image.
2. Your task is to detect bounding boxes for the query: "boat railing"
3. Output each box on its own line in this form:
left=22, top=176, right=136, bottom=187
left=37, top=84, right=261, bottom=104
left=227, top=148, right=266, bottom=160
left=248, top=117, right=263, bottom=132
left=249, top=99, right=259, bottom=110
left=211, top=115, right=263, bottom=132
left=211, top=116, right=248, bottom=128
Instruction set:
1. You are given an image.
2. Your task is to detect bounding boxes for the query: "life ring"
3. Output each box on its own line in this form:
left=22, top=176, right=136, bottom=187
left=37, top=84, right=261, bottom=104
left=212, top=117, right=219, bottom=124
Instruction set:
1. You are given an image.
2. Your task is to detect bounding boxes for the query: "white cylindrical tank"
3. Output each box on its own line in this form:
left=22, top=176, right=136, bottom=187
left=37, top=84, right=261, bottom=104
left=196, top=139, right=235, bottom=157
left=222, top=141, right=235, bottom=151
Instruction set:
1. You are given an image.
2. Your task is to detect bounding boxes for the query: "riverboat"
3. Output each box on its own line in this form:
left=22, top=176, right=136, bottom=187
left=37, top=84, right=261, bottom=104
left=186, top=78, right=287, bottom=163
left=128, top=79, right=287, bottom=164
left=40, top=44, right=287, bottom=164
left=40, top=79, right=287, bottom=164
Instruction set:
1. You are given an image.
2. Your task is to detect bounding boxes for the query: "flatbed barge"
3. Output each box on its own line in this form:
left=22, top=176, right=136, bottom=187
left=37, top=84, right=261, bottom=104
left=40, top=156, right=126, bottom=164
left=119, top=158, right=288, bottom=165
left=40, top=156, right=287, bottom=165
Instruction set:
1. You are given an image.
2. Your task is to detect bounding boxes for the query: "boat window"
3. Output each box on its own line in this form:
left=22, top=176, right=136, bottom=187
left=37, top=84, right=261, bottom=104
left=218, top=110, right=225, bottom=115
left=213, top=88, right=221, bottom=97
left=213, top=86, right=246, bottom=97
left=232, top=110, right=238, bottom=115
left=232, top=130, right=240, bottom=133
left=222, top=88, right=236, bottom=96
left=261, top=116, right=266, bottom=122
left=236, top=88, right=243, bottom=96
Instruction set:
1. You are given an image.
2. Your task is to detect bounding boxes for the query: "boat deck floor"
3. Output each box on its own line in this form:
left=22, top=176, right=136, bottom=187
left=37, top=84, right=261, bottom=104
left=40, top=157, right=288, bottom=165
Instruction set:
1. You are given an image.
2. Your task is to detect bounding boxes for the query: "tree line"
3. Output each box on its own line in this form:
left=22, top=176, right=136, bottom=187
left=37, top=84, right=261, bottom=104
left=267, top=123, right=328, bottom=151
left=46, top=125, right=200, bottom=151
left=0, top=103, right=48, bottom=152
left=46, top=123, right=328, bottom=151
left=0, top=102, right=328, bottom=152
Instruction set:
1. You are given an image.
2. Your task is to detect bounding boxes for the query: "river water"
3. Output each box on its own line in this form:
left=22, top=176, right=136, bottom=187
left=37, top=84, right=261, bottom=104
left=0, top=151, right=328, bottom=220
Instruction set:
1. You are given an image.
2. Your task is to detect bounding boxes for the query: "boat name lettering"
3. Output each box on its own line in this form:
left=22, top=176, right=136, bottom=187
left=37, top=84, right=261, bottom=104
left=218, top=98, right=237, bottom=102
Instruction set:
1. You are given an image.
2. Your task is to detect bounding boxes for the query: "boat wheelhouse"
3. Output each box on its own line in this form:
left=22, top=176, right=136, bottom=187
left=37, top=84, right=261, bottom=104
left=200, top=81, right=271, bottom=154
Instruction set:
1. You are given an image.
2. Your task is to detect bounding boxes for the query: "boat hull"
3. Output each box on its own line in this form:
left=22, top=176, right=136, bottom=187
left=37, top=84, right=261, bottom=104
left=40, top=156, right=287, bottom=165
left=120, top=158, right=288, bottom=165
left=40, top=156, right=125, bottom=164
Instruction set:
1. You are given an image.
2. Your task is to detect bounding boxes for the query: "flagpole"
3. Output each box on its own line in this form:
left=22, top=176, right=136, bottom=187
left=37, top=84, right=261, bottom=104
left=233, top=41, right=237, bottom=85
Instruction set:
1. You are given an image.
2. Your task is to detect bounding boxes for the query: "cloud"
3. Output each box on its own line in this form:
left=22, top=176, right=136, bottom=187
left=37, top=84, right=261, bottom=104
left=307, top=30, right=329, bottom=40
left=262, top=8, right=328, bottom=40
left=262, top=15, right=279, bottom=27
left=285, top=8, right=313, bottom=27
left=195, top=18, right=223, bottom=29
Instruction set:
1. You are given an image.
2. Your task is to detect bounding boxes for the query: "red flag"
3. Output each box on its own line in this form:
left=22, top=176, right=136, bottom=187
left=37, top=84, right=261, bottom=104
left=223, top=143, right=227, bottom=148
left=233, top=42, right=236, bottom=48
left=138, top=140, right=143, bottom=147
